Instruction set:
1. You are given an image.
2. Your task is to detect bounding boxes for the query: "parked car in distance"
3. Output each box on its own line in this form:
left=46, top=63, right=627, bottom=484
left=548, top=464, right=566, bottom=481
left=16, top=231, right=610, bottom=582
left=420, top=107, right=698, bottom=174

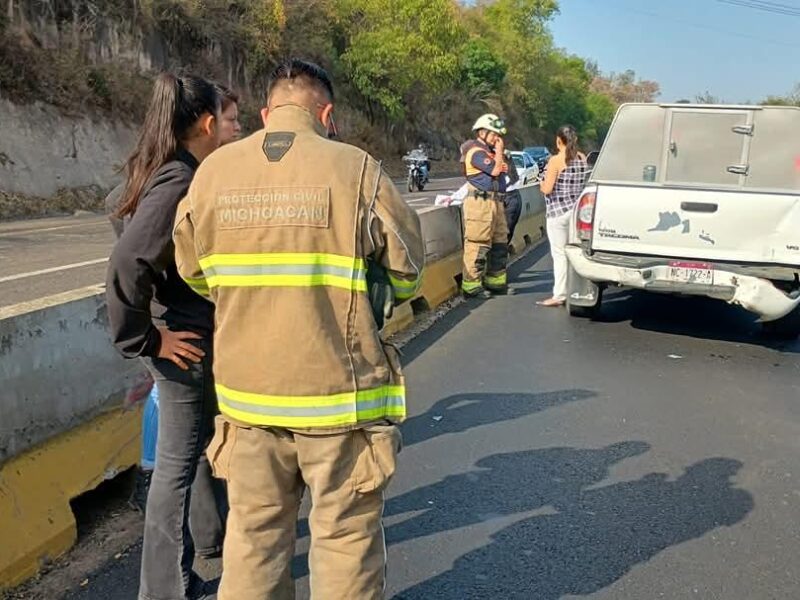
left=523, top=145, right=551, bottom=170
left=509, top=151, right=540, bottom=186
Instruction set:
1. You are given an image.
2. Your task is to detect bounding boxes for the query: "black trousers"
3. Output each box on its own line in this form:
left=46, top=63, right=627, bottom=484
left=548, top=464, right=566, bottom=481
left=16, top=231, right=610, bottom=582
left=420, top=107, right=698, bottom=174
left=503, top=190, right=522, bottom=243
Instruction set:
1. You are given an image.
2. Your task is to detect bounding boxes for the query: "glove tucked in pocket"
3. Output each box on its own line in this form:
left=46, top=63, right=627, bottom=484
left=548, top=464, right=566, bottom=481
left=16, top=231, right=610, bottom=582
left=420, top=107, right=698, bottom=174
left=366, top=257, right=395, bottom=330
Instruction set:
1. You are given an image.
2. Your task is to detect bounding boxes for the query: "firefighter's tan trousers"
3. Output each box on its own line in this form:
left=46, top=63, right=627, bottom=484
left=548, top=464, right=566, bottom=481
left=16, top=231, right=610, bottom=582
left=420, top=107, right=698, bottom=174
left=207, top=416, right=401, bottom=600
left=462, top=195, right=509, bottom=295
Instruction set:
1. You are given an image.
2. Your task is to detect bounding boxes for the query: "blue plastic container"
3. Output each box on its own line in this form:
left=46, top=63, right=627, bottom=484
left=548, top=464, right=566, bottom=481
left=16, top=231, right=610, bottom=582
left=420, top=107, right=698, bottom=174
left=141, top=384, right=160, bottom=470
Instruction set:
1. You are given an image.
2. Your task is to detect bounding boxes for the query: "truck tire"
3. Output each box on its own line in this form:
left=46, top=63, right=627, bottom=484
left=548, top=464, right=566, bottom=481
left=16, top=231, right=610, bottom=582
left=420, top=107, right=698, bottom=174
left=566, top=264, right=603, bottom=319
left=762, top=305, right=800, bottom=339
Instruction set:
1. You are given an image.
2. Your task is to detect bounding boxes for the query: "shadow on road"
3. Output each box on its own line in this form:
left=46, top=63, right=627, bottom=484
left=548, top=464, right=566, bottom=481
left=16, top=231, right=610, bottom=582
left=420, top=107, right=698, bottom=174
left=595, top=289, right=800, bottom=354
left=385, top=441, right=650, bottom=546
left=401, top=389, right=595, bottom=447
left=293, top=388, right=595, bottom=570
left=522, top=246, right=800, bottom=352
left=393, top=452, right=753, bottom=599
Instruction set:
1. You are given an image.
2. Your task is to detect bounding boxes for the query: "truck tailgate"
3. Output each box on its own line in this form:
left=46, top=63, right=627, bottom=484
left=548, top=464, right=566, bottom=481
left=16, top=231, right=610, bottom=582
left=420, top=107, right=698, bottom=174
left=591, top=184, right=800, bottom=265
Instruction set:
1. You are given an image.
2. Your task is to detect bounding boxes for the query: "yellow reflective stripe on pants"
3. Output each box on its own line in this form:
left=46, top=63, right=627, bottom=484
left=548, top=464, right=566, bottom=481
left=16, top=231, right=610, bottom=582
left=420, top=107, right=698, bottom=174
left=462, top=279, right=483, bottom=293
left=198, top=253, right=367, bottom=292
left=484, top=272, right=507, bottom=287
left=215, top=383, right=406, bottom=428
left=388, top=272, right=420, bottom=301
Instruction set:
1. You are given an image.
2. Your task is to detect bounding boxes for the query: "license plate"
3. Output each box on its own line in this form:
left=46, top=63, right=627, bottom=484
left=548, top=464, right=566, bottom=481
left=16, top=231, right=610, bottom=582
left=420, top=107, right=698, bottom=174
left=668, top=261, right=714, bottom=284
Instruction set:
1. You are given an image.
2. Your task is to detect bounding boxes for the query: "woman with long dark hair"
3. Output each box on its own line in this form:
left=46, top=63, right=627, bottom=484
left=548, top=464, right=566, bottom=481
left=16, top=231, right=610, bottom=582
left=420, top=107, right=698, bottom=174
left=538, top=125, right=588, bottom=307
left=106, top=72, right=225, bottom=600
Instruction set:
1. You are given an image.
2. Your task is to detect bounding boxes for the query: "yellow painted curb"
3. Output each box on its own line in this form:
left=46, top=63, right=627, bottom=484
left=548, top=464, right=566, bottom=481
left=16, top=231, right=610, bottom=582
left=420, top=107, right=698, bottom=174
left=0, top=405, right=142, bottom=589
left=383, top=302, right=414, bottom=337
left=382, top=250, right=462, bottom=338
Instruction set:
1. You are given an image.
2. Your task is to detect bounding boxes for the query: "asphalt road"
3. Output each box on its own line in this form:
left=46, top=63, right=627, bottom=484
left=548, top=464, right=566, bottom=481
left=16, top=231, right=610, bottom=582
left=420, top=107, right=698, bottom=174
left=50, top=242, right=800, bottom=600
left=0, top=214, right=112, bottom=307
left=0, top=177, right=463, bottom=308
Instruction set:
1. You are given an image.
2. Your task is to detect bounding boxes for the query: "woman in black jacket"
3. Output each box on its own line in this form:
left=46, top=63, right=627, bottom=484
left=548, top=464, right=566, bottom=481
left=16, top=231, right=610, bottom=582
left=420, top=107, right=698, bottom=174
left=106, top=73, right=225, bottom=600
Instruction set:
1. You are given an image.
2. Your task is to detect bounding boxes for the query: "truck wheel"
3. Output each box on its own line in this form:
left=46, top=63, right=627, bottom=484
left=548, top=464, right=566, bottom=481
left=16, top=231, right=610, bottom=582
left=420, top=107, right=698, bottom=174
left=566, top=264, right=603, bottom=319
left=762, top=305, right=800, bottom=339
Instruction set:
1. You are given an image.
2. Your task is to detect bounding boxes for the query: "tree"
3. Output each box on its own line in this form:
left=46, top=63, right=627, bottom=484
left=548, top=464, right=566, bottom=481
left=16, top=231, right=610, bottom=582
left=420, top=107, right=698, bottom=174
left=583, top=59, right=600, bottom=79
left=460, top=38, right=507, bottom=97
left=539, top=53, right=592, bottom=134
left=241, top=0, right=338, bottom=88
left=335, top=0, right=463, bottom=121
left=695, top=91, right=722, bottom=104
left=590, top=69, right=660, bottom=104
left=467, top=0, right=560, bottom=128
left=761, top=83, right=800, bottom=107
left=584, top=92, right=616, bottom=148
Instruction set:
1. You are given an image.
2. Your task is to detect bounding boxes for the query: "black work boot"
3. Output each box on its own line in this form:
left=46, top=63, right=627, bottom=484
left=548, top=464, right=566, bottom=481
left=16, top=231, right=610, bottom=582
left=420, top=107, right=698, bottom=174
left=128, top=466, right=153, bottom=513
left=463, top=288, right=492, bottom=300
left=487, top=286, right=515, bottom=296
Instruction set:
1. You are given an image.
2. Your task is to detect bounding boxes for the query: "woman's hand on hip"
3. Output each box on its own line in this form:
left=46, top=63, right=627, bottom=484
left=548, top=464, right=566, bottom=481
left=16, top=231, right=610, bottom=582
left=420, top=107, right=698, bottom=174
left=156, top=327, right=205, bottom=370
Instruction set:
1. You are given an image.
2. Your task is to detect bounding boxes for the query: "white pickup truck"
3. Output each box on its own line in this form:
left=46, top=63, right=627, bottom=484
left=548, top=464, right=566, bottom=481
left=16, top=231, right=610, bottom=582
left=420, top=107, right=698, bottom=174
left=566, top=103, right=800, bottom=337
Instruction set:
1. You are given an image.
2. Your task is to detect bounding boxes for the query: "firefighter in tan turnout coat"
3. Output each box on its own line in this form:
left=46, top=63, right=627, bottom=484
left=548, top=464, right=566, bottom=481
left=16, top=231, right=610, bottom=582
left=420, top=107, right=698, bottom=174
left=173, top=59, right=424, bottom=599
left=459, top=113, right=510, bottom=298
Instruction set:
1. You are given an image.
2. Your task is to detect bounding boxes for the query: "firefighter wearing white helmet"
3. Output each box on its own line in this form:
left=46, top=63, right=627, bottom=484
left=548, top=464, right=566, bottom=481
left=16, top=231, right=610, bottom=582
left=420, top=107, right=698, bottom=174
left=459, top=113, right=510, bottom=298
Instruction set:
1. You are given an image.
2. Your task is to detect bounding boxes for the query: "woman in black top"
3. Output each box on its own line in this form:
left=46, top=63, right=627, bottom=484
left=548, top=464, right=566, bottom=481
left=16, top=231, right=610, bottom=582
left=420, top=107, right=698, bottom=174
left=106, top=73, right=225, bottom=600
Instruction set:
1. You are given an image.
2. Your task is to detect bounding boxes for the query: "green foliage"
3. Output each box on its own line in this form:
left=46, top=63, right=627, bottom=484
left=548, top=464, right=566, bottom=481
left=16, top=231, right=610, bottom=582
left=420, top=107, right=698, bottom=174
left=761, top=84, right=800, bottom=107
left=584, top=92, right=616, bottom=147
left=460, top=39, right=506, bottom=97
left=476, top=0, right=558, bottom=106
left=336, top=0, right=463, bottom=119
left=539, top=54, right=591, bottom=133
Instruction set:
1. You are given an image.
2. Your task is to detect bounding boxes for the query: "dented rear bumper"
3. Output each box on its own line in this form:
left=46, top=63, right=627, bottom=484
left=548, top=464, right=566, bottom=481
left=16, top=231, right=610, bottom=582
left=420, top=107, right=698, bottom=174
left=565, top=245, right=800, bottom=321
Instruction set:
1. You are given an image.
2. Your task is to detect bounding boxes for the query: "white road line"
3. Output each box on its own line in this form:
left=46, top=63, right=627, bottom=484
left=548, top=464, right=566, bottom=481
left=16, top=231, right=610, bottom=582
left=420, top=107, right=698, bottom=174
left=1, top=218, right=108, bottom=236
left=0, top=258, right=108, bottom=283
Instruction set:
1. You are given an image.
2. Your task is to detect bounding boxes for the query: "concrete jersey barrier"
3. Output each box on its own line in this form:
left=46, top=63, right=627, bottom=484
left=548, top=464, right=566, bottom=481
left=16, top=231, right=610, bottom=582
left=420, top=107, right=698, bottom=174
left=0, top=286, right=144, bottom=588
left=0, top=285, right=142, bottom=463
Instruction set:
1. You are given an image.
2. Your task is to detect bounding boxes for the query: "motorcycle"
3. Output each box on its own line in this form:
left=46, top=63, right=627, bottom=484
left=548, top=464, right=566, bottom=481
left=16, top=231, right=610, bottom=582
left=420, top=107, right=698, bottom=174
left=403, top=149, right=429, bottom=192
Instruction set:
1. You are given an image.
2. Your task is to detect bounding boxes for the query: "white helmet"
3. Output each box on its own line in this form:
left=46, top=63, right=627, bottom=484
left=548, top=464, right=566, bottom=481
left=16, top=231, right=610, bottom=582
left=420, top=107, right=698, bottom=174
left=472, top=113, right=507, bottom=136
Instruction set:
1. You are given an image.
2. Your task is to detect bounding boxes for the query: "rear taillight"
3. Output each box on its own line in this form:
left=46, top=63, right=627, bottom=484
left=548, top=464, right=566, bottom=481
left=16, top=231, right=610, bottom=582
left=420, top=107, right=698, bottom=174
left=576, top=190, right=596, bottom=241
